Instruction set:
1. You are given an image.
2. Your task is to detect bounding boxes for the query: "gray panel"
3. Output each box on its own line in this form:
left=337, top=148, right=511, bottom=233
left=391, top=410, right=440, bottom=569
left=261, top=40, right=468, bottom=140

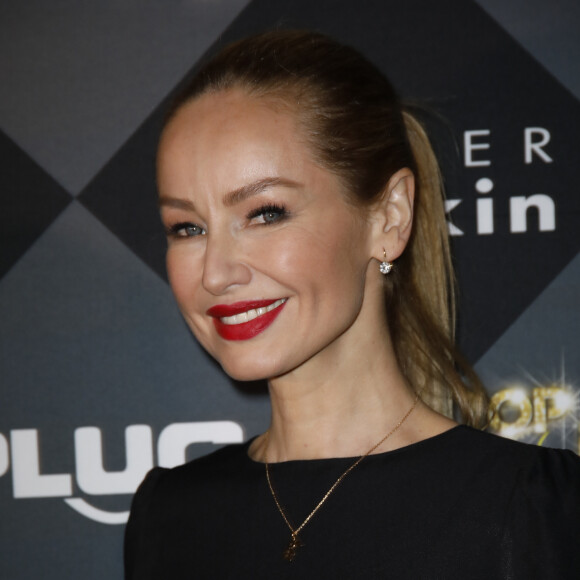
left=474, top=0, right=580, bottom=100
left=476, top=251, right=580, bottom=381
left=476, top=251, right=580, bottom=449
left=0, top=0, right=249, bottom=194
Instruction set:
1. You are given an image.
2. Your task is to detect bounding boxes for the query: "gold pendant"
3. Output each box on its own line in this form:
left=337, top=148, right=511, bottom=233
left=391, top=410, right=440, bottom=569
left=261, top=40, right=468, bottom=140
left=283, top=534, right=303, bottom=561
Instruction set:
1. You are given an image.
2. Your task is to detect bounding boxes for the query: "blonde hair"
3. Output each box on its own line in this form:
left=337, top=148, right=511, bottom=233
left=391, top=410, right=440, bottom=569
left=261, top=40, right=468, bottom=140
left=167, top=30, right=489, bottom=427
left=394, top=113, right=488, bottom=424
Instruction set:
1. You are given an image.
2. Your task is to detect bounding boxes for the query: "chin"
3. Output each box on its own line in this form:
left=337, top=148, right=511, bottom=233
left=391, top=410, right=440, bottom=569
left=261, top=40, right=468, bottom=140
left=218, top=355, right=285, bottom=383
left=220, top=362, right=271, bottom=383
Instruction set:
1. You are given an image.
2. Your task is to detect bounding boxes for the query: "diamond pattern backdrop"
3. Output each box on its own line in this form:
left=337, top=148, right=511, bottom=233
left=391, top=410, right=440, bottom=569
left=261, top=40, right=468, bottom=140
left=1, top=1, right=579, bottom=578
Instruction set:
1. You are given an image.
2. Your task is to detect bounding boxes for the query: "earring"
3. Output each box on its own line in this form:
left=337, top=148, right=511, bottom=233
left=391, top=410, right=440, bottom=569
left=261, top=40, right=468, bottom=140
left=379, top=250, right=392, bottom=275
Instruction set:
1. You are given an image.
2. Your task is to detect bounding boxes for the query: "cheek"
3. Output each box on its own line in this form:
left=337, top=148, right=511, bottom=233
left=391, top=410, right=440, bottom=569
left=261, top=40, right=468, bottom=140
left=166, top=249, right=218, bottom=356
left=274, top=220, right=369, bottom=303
left=274, top=229, right=330, bottom=283
left=166, top=249, right=201, bottom=310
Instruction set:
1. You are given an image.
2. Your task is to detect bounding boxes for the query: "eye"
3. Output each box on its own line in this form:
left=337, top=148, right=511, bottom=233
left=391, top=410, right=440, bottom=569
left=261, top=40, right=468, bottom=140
left=167, top=222, right=206, bottom=238
left=247, top=204, right=288, bottom=225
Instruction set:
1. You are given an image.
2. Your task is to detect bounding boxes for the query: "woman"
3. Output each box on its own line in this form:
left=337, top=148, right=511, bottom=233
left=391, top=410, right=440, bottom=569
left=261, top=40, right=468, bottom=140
left=125, top=30, right=580, bottom=578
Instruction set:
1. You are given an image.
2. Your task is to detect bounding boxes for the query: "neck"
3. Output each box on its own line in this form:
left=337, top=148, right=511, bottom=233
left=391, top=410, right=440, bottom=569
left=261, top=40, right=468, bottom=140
left=259, top=330, right=420, bottom=462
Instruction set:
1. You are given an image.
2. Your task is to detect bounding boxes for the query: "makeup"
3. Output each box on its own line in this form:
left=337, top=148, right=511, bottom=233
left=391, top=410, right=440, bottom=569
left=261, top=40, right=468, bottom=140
left=207, top=299, right=287, bottom=341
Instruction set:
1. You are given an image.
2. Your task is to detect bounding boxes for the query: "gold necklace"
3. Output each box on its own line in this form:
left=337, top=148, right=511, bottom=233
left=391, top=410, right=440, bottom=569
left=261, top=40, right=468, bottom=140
left=263, top=393, right=420, bottom=561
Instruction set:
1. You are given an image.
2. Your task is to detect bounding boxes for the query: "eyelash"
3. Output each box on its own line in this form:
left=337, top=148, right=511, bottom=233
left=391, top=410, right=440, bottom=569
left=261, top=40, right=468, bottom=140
left=246, top=203, right=288, bottom=225
left=165, top=203, right=288, bottom=238
left=166, top=222, right=206, bottom=238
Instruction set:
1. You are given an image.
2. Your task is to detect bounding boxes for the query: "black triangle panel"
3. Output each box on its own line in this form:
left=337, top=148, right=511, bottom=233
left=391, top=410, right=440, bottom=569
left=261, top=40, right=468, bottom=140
left=79, top=110, right=168, bottom=281
left=0, top=130, right=72, bottom=280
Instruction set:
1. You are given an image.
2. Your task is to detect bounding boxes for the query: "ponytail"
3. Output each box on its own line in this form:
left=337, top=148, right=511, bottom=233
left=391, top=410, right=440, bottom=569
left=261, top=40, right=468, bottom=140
left=389, top=113, right=488, bottom=426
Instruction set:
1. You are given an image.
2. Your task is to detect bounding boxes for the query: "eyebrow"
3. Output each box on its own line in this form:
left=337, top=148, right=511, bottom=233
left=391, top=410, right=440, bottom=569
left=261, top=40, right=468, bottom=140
left=222, top=177, right=301, bottom=207
left=158, top=196, right=196, bottom=211
left=159, top=177, right=301, bottom=211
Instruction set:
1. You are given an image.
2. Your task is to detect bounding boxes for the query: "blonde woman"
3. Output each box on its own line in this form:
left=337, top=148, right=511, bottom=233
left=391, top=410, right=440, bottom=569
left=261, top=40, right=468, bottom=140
left=125, top=31, right=580, bottom=579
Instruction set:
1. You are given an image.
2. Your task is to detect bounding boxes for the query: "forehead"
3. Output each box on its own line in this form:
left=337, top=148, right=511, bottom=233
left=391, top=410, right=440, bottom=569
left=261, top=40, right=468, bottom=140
left=158, top=89, right=310, bottom=184
left=156, top=89, right=361, bottom=217
left=163, top=89, right=299, bottom=143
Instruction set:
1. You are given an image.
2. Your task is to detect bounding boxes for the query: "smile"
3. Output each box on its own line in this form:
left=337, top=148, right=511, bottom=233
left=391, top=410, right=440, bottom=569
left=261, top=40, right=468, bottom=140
left=219, top=298, right=287, bottom=325
left=207, top=298, right=288, bottom=341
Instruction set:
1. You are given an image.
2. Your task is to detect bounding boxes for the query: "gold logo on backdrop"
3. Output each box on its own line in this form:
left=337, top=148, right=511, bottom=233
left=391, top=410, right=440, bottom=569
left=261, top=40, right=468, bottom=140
left=488, top=385, right=579, bottom=451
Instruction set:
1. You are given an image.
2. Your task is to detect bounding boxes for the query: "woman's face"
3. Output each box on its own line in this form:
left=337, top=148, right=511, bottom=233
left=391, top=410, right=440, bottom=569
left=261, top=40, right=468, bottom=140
left=157, top=89, right=379, bottom=381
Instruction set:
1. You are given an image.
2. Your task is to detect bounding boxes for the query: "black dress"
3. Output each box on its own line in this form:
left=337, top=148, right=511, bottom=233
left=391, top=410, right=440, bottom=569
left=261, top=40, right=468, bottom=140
left=125, top=426, right=580, bottom=579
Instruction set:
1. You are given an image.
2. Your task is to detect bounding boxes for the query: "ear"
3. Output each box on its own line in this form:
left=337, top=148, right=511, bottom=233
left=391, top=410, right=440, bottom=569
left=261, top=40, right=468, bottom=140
left=369, top=168, right=415, bottom=263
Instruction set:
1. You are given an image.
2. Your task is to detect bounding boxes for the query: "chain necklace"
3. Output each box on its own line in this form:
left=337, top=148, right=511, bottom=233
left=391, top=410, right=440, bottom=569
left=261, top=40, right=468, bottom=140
left=263, top=393, right=420, bottom=561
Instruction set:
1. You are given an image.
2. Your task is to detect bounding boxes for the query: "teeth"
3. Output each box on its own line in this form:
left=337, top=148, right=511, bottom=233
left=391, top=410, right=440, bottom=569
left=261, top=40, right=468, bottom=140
left=220, top=298, right=287, bottom=325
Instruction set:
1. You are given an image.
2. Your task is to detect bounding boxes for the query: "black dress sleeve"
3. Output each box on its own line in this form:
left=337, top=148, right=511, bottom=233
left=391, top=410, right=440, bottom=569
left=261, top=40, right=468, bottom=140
left=502, top=447, right=580, bottom=579
left=124, top=467, right=167, bottom=580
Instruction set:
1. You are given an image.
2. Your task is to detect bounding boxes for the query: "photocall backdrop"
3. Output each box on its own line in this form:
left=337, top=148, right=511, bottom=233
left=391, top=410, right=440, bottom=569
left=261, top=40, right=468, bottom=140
left=1, top=0, right=579, bottom=577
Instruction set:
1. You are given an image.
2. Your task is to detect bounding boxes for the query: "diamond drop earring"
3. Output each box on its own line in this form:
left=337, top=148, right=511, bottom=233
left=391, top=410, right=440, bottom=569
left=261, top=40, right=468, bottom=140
left=379, top=250, right=393, bottom=275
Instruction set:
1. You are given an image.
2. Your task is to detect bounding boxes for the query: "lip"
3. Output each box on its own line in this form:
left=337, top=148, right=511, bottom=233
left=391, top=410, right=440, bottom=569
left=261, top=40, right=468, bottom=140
left=207, top=299, right=282, bottom=318
left=207, top=299, right=288, bottom=341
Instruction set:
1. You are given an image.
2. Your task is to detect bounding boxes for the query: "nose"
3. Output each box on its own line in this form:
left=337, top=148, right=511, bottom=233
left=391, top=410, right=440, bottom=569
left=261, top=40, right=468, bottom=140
left=201, top=233, right=252, bottom=296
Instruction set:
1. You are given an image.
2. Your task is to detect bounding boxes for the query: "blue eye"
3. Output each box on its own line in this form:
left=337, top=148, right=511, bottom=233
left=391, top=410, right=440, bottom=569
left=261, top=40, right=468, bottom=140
left=247, top=204, right=288, bottom=225
left=167, top=222, right=206, bottom=237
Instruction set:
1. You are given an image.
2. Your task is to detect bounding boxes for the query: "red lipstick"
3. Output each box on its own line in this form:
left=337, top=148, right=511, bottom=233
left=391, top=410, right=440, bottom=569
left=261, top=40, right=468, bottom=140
left=207, top=299, right=287, bottom=341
